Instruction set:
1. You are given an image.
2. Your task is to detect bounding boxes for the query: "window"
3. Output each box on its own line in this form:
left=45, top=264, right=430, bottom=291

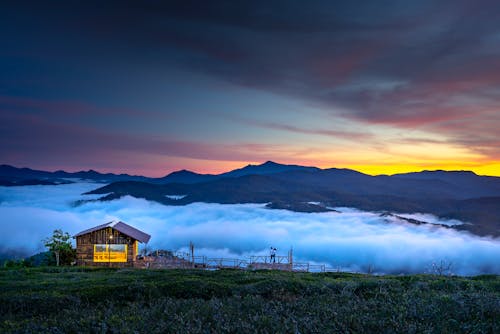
left=93, top=244, right=127, bottom=262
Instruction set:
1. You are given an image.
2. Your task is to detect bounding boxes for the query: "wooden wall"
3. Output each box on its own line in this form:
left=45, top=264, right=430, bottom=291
left=76, top=227, right=139, bottom=267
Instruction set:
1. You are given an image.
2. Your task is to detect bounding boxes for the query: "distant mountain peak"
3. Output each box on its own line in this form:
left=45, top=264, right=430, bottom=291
left=425, top=170, right=477, bottom=175
left=170, top=169, right=196, bottom=175
left=394, top=170, right=479, bottom=178
left=159, top=169, right=215, bottom=184
left=219, top=160, right=319, bottom=178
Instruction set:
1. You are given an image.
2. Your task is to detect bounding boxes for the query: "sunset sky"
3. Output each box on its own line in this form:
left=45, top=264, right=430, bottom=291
left=1, top=1, right=499, bottom=176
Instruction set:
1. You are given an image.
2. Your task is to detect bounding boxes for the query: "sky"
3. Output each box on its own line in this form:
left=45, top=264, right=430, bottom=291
left=1, top=182, right=499, bottom=275
left=1, top=0, right=500, bottom=176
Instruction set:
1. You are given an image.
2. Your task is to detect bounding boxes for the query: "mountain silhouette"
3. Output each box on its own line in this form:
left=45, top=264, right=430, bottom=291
left=2, top=162, right=499, bottom=237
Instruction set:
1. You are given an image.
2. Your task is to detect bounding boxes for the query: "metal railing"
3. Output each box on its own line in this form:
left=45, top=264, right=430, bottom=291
left=137, top=250, right=340, bottom=273
left=249, top=255, right=290, bottom=264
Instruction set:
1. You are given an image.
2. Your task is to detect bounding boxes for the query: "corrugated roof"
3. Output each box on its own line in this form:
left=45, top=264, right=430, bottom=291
left=74, top=221, right=151, bottom=243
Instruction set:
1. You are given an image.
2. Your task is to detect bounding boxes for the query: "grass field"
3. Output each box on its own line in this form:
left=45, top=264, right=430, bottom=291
left=0, top=267, right=498, bottom=333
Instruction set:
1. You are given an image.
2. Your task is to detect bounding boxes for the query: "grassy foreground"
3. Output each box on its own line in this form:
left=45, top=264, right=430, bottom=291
left=0, top=267, right=498, bottom=333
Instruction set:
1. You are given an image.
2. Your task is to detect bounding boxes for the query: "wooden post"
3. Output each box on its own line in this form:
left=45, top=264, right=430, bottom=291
left=108, top=228, right=113, bottom=268
left=189, top=241, right=194, bottom=267
left=289, top=247, right=293, bottom=271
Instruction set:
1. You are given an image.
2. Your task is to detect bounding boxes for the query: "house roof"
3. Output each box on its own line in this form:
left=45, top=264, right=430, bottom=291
left=74, top=221, right=151, bottom=243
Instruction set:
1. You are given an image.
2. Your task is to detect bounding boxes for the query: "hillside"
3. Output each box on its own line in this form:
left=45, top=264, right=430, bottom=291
left=0, top=267, right=498, bottom=333
left=0, top=161, right=320, bottom=185
left=0, top=164, right=151, bottom=185
left=85, top=167, right=500, bottom=237
left=3, top=162, right=500, bottom=236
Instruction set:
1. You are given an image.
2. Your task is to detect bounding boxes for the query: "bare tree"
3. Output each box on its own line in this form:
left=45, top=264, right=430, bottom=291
left=431, top=260, right=453, bottom=276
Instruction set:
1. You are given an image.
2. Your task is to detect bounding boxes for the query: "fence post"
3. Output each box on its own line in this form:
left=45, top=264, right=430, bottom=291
left=189, top=241, right=195, bottom=268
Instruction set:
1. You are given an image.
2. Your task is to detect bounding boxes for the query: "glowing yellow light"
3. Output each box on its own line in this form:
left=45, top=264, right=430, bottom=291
left=93, top=244, right=127, bottom=262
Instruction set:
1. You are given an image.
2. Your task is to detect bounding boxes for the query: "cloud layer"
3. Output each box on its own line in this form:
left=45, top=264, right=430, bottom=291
left=1, top=182, right=499, bottom=275
left=1, top=1, right=500, bottom=175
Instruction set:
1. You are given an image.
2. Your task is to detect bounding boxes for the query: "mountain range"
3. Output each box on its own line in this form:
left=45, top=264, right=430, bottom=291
left=1, top=162, right=499, bottom=237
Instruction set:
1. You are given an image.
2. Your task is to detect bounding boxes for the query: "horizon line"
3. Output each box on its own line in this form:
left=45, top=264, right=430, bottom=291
left=3, top=161, right=498, bottom=178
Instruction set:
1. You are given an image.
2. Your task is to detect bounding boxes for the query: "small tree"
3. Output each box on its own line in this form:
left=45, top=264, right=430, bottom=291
left=431, top=260, right=453, bottom=276
left=43, top=229, right=76, bottom=266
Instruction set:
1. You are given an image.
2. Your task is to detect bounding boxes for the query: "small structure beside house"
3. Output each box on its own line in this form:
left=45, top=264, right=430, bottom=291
left=74, top=221, right=151, bottom=267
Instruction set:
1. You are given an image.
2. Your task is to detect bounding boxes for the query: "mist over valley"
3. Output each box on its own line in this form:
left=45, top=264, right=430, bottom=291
left=1, top=163, right=499, bottom=275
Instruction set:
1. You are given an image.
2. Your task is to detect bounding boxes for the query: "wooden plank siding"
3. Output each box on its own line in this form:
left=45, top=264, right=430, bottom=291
left=76, top=227, right=139, bottom=267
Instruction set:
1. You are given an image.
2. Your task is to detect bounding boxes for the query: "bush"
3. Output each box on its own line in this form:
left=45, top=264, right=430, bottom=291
left=0, top=267, right=498, bottom=333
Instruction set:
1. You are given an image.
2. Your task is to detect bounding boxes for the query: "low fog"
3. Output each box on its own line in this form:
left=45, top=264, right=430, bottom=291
left=1, top=182, right=499, bottom=275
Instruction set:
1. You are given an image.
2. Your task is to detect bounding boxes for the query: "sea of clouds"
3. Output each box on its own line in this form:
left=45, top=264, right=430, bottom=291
left=1, top=182, right=499, bottom=275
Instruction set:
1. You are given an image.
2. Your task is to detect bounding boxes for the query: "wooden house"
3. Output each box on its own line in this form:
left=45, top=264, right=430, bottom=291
left=74, top=221, right=151, bottom=267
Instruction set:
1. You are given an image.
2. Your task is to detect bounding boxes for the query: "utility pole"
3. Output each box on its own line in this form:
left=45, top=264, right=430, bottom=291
left=108, top=233, right=113, bottom=267
left=189, top=241, right=195, bottom=267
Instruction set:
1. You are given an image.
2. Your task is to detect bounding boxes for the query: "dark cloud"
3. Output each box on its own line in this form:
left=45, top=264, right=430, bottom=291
left=1, top=0, right=499, bottom=169
left=233, top=117, right=373, bottom=141
left=0, top=105, right=314, bottom=173
left=99, top=1, right=499, bottom=139
left=0, top=95, right=149, bottom=118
